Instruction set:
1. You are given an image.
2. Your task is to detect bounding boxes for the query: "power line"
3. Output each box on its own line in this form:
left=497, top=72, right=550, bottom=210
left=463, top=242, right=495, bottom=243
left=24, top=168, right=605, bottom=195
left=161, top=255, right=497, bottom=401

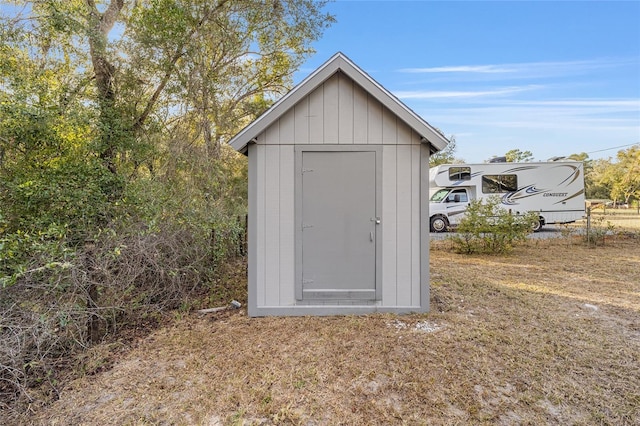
left=586, top=143, right=639, bottom=155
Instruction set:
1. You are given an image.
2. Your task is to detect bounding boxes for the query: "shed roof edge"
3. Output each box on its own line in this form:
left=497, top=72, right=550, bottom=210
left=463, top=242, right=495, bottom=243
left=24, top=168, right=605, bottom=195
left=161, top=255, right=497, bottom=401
left=228, top=52, right=449, bottom=153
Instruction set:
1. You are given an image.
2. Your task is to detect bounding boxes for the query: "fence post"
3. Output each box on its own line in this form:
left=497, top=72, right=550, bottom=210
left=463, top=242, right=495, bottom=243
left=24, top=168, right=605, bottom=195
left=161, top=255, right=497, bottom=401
left=85, top=241, right=101, bottom=343
left=210, top=228, right=217, bottom=263
left=243, top=214, right=248, bottom=256
left=586, top=206, right=591, bottom=244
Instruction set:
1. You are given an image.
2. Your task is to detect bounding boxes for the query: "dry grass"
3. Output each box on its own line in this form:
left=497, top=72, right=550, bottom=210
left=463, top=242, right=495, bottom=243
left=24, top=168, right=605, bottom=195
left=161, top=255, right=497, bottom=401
left=585, top=210, right=640, bottom=231
left=22, top=237, right=640, bottom=425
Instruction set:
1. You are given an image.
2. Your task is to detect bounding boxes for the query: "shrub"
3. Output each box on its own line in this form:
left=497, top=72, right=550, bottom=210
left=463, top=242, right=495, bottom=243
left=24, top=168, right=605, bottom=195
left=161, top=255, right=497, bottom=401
left=0, top=160, right=248, bottom=417
left=450, top=196, right=538, bottom=254
left=583, top=214, right=616, bottom=246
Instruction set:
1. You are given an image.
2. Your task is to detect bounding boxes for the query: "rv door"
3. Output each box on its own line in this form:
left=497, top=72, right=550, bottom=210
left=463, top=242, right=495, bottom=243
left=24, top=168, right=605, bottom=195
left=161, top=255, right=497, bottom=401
left=445, top=188, right=470, bottom=226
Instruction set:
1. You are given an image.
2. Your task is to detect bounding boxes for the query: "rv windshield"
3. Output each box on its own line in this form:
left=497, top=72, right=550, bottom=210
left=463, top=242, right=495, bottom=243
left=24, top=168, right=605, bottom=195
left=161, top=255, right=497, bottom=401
left=430, top=189, right=450, bottom=202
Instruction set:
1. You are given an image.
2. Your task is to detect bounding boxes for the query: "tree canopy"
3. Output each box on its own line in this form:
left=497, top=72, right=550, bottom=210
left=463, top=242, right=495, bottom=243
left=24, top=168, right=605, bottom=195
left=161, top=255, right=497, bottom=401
left=595, top=145, right=640, bottom=205
left=1, top=0, right=334, bottom=235
left=1, top=1, right=334, bottom=412
left=429, top=135, right=464, bottom=166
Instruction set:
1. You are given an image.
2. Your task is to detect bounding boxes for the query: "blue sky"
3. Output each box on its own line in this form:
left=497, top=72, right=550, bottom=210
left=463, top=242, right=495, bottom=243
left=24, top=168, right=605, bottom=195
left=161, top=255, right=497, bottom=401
left=294, top=0, right=640, bottom=163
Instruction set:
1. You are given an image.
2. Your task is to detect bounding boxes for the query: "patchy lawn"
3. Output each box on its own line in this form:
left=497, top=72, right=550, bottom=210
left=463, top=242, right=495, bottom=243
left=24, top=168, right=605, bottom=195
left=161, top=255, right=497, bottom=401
left=24, top=237, right=640, bottom=425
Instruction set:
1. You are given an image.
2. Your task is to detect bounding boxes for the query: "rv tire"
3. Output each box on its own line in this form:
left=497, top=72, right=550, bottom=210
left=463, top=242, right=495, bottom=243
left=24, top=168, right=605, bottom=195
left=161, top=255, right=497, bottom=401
left=430, top=216, right=449, bottom=233
left=532, top=217, right=544, bottom=232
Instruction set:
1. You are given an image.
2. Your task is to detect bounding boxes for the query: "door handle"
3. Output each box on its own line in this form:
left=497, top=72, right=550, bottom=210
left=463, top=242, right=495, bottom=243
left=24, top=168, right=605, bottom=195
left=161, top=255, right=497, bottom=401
left=370, top=231, right=374, bottom=242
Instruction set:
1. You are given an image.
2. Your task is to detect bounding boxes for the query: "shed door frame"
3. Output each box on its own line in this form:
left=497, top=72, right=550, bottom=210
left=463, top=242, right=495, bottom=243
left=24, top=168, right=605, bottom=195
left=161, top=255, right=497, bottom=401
left=294, top=145, right=383, bottom=301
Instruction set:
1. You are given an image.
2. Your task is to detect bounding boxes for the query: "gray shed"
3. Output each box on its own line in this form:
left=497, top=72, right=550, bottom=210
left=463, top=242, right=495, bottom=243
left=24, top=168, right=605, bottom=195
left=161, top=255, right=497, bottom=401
left=229, top=52, right=448, bottom=317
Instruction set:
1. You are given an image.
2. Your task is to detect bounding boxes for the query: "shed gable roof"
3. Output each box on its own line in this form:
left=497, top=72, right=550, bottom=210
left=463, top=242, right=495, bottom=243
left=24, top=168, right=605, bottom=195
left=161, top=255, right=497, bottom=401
left=228, top=52, right=449, bottom=153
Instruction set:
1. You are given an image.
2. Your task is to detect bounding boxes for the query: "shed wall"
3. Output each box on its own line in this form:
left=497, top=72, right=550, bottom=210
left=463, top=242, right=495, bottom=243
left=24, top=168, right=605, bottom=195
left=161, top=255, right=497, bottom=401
left=247, top=71, right=430, bottom=315
left=255, top=72, right=423, bottom=146
left=250, top=143, right=423, bottom=311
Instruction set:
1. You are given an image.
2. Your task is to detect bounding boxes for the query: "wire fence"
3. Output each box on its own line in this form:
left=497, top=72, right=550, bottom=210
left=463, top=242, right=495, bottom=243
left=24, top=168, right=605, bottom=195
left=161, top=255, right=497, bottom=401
left=429, top=207, right=640, bottom=241
left=584, top=207, right=640, bottom=233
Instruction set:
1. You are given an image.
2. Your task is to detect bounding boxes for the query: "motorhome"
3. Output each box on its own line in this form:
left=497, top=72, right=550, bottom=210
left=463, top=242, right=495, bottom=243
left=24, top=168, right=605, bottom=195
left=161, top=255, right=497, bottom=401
left=429, top=160, right=585, bottom=232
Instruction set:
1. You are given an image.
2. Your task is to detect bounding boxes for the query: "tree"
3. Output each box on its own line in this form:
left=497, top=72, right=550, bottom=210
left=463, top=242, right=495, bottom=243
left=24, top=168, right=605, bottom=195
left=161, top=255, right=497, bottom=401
left=586, top=146, right=640, bottom=205
left=567, top=152, right=599, bottom=198
left=607, top=145, right=640, bottom=205
left=567, top=152, right=589, bottom=162
left=429, top=135, right=464, bottom=166
left=589, top=158, right=615, bottom=200
left=0, top=8, right=110, bottom=237
left=1, top=0, right=334, bottom=227
left=504, top=149, right=534, bottom=162
left=0, top=2, right=335, bottom=411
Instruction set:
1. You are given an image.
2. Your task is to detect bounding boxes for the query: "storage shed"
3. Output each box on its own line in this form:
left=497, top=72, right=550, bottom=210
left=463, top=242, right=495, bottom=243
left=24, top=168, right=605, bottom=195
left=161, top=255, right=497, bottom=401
left=229, top=52, right=449, bottom=316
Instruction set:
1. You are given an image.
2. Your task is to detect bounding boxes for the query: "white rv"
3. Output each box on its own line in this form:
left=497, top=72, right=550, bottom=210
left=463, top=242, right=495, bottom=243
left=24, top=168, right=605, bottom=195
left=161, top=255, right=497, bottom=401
left=429, top=160, right=585, bottom=232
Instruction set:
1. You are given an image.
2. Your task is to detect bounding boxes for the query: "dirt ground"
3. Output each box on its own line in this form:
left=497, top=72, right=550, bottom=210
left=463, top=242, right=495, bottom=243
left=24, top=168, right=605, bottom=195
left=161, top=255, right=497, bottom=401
left=22, top=236, right=640, bottom=425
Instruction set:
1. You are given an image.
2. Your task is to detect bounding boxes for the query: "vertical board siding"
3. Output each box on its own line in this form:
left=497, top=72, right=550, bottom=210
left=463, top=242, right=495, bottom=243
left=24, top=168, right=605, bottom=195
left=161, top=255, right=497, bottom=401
left=260, top=75, right=420, bottom=148
left=397, top=119, right=412, bottom=145
left=247, top=144, right=257, bottom=315
left=395, top=146, right=413, bottom=306
left=279, top=146, right=296, bottom=305
left=411, top=145, right=421, bottom=305
left=412, top=129, right=422, bottom=145
left=353, top=85, right=368, bottom=143
left=382, top=108, right=397, bottom=145
left=279, top=108, right=295, bottom=143
left=265, top=117, right=280, bottom=144
left=338, top=73, right=354, bottom=144
left=255, top=145, right=266, bottom=306
left=253, top=71, right=429, bottom=310
left=382, top=145, right=397, bottom=305
left=294, top=97, right=310, bottom=144
left=367, top=97, right=383, bottom=144
left=323, top=73, right=339, bottom=143
left=309, top=85, right=324, bottom=144
left=255, top=145, right=295, bottom=308
left=264, top=146, right=280, bottom=306
left=420, top=144, right=431, bottom=311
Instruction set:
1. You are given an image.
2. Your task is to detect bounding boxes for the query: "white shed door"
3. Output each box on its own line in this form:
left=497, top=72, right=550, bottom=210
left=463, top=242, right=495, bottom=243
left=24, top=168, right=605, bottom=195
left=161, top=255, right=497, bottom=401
left=301, top=151, right=377, bottom=300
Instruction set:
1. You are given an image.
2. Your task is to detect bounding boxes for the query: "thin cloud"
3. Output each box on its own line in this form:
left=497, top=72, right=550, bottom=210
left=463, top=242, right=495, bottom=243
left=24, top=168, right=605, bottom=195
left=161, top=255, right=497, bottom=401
left=510, top=99, right=640, bottom=109
left=416, top=100, right=640, bottom=130
left=398, top=58, right=633, bottom=79
left=395, top=85, right=541, bottom=100
left=400, top=65, right=515, bottom=74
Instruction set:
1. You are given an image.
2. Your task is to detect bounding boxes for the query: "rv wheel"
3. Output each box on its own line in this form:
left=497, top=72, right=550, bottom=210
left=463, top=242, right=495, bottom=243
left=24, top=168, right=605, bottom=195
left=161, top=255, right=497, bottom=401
left=532, top=218, right=543, bottom=232
left=430, top=216, right=449, bottom=233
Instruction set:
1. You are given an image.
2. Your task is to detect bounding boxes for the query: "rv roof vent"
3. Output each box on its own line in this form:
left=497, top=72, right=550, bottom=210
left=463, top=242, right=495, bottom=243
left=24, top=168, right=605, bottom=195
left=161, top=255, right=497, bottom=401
left=489, top=156, right=507, bottom=163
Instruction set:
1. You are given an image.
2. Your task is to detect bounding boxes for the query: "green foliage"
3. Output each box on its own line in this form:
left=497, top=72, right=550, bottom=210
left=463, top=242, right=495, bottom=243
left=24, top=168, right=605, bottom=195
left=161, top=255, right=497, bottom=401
left=609, top=145, right=640, bottom=205
left=583, top=210, right=617, bottom=247
left=0, top=224, right=73, bottom=288
left=567, top=152, right=603, bottom=199
left=1, top=0, right=334, bottom=415
left=504, top=149, right=534, bottom=162
left=429, top=135, right=464, bottom=166
left=450, top=196, right=538, bottom=254
left=583, top=146, right=640, bottom=204
left=0, top=99, right=118, bottom=240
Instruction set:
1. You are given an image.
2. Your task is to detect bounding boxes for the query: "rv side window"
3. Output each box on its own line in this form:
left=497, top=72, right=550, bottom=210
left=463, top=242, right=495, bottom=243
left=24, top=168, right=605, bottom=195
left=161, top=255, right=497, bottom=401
left=446, top=189, right=468, bottom=203
left=449, top=167, right=471, bottom=181
left=482, top=174, right=518, bottom=193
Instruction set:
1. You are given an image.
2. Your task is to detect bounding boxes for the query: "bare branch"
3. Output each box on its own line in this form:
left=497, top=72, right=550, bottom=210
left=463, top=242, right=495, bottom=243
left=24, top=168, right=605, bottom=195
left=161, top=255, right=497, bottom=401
left=100, top=0, right=125, bottom=36
left=132, top=0, right=230, bottom=131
